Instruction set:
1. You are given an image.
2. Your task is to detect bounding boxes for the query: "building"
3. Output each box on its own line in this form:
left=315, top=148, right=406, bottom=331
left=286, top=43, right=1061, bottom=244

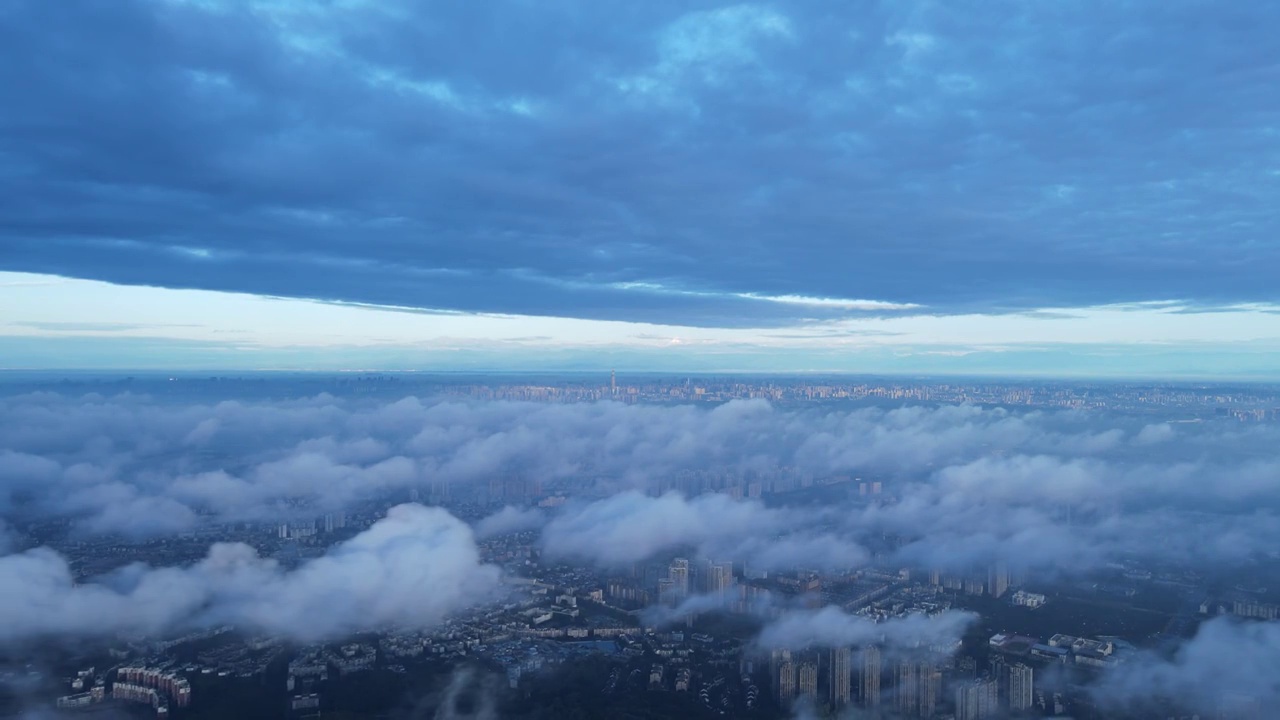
left=1011, top=590, right=1047, bottom=608
left=1229, top=597, right=1280, bottom=620
left=669, top=558, right=690, bottom=600
left=919, top=664, right=942, bottom=718
left=797, top=658, right=818, bottom=701
left=860, top=646, right=881, bottom=708
left=323, top=512, right=345, bottom=532
left=675, top=668, right=691, bottom=692
left=56, top=693, right=96, bottom=709
left=828, top=646, right=852, bottom=708
left=1009, top=663, right=1034, bottom=711
left=955, top=678, right=998, bottom=720
left=657, top=578, right=675, bottom=604
left=989, top=654, right=1009, bottom=697
left=988, top=562, right=1010, bottom=599
left=774, top=650, right=797, bottom=704
left=895, top=661, right=918, bottom=717
left=709, top=560, right=734, bottom=602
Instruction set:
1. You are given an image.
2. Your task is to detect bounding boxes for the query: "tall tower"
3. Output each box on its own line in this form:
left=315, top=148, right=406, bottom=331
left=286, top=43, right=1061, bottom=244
left=919, top=663, right=942, bottom=718
left=699, top=560, right=734, bottom=605
left=610, top=370, right=616, bottom=397
left=669, top=558, right=689, bottom=600
left=772, top=650, right=796, bottom=704
left=860, top=646, right=881, bottom=708
left=895, top=660, right=918, bottom=717
left=955, top=678, right=998, bottom=720
left=797, top=657, right=818, bottom=700
left=828, top=647, right=852, bottom=708
left=1009, top=663, right=1034, bottom=712
left=989, top=653, right=1009, bottom=699
left=988, top=561, right=1010, bottom=598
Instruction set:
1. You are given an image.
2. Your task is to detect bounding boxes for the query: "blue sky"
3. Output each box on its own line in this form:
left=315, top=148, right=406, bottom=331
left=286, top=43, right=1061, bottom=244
left=2, top=1, right=1279, bottom=374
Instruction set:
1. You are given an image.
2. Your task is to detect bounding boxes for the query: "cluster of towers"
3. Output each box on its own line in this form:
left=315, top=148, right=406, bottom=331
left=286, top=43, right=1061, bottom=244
left=768, top=645, right=1005, bottom=719
left=112, top=666, right=192, bottom=719
left=955, top=658, right=1034, bottom=719
left=114, top=666, right=191, bottom=708
left=657, top=557, right=735, bottom=606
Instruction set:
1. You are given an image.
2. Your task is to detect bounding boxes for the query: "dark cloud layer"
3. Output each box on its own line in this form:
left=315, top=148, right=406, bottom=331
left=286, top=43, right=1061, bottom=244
left=3, top=1, right=1280, bottom=323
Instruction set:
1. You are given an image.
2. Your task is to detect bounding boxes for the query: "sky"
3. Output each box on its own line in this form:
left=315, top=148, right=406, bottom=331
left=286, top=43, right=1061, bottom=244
left=3, top=0, right=1280, bottom=375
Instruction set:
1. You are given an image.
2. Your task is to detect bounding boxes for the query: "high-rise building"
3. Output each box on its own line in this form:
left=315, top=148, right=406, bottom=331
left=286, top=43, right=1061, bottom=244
left=772, top=650, right=796, bottom=704
left=828, top=647, right=852, bottom=708
left=669, top=558, right=689, bottom=600
left=988, top=561, right=1010, bottom=598
left=919, top=663, right=942, bottom=718
left=988, top=654, right=1009, bottom=700
left=1009, top=663, right=1034, bottom=712
left=657, top=578, right=675, bottom=605
left=709, top=560, right=734, bottom=603
left=955, top=678, right=998, bottom=720
left=797, top=658, right=818, bottom=700
left=895, top=661, right=918, bottom=717
left=610, top=370, right=616, bottom=397
left=323, top=513, right=344, bottom=532
left=860, top=647, right=881, bottom=708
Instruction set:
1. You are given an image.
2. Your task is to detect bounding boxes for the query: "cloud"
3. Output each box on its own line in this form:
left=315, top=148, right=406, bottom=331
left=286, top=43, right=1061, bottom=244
left=755, top=606, right=977, bottom=654
left=6, top=392, right=1280, bottom=577
left=0, top=504, right=500, bottom=643
left=1093, top=617, right=1280, bottom=714
left=540, top=491, right=789, bottom=566
left=474, top=505, right=544, bottom=539
left=4, top=384, right=1280, bottom=710
left=2, top=1, right=1278, bottom=325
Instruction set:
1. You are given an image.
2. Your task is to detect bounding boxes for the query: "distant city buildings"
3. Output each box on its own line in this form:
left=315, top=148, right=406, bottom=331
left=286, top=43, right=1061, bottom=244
left=323, top=512, right=345, bottom=532
left=1011, top=589, right=1047, bottom=608
left=828, top=646, right=852, bottom=708
left=1009, top=663, right=1034, bottom=712
left=773, top=649, right=796, bottom=704
left=668, top=558, right=689, bottom=602
left=895, top=660, right=917, bottom=716
left=988, top=562, right=1010, bottom=599
left=797, top=657, right=818, bottom=701
left=421, top=375, right=1280, bottom=423
left=860, top=646, right=881, bottom=708
left=955, top=677, right=999, bottom=720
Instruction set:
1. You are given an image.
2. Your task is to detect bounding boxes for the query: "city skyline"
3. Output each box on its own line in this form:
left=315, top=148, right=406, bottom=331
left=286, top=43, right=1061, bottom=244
left=2, top=373, right=1278, bottom=718
left=3, top=1, right=1279, bottom=718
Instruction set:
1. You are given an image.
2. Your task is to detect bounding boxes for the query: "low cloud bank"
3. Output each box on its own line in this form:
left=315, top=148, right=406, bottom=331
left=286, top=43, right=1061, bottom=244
left=755, top=605, right=977, bottom=654
left=1094, top=617, right=1280, bottom=714
left=0, top=504, right=499, bottom=643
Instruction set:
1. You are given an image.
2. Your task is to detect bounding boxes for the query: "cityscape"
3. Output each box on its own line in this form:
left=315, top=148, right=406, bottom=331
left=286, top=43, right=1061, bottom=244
left=4, top=0, right=1280, bottom=718
left=1, top=374, right=1277, bottom=719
